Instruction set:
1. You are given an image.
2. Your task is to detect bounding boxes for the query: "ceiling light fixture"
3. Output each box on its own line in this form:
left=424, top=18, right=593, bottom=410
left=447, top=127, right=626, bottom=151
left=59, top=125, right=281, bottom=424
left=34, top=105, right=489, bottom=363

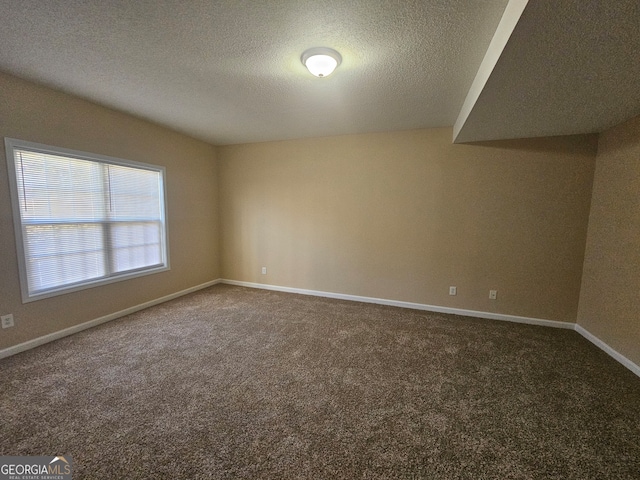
left=301, top=47, right=342, bottom=77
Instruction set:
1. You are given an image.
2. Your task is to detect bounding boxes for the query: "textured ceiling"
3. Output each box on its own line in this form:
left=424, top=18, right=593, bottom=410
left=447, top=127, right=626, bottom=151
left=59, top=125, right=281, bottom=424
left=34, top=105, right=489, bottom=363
left=0, top=0, right=637, bottom=146
left=454, top=0, right=640, bottom=143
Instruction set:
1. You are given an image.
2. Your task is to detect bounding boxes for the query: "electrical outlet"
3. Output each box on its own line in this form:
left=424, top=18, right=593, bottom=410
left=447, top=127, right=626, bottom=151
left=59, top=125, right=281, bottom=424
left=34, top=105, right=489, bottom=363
left=449, top=286, right=457, bottom=296
left=1, top=314, right=14, bottom=329
left=261, top=267, right=267, bottom=275
left=489, top=290, right=497, bottom=300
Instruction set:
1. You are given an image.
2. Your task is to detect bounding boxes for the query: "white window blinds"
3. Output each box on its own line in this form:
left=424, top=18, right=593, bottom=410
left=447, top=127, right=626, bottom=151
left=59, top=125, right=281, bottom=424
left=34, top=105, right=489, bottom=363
left=5, top=139, right=169, bottom=301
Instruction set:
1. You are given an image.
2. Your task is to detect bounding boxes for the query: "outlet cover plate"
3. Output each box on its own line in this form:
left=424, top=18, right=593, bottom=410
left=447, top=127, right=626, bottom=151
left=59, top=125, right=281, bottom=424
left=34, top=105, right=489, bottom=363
left=1, top=314, right=14, bottom=328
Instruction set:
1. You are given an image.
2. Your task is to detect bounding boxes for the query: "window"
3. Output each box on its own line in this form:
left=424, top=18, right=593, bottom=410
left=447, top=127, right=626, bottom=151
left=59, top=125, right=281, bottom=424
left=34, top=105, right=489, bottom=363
left=5, top=138, right=169, bottom=302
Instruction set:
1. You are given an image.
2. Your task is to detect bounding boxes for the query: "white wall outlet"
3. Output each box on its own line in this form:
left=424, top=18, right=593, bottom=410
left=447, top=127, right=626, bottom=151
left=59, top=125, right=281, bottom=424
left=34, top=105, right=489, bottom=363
left=449, top=286, right=457, bottom=296
left=261, top=267, right=267, bottom=275
left=1, top=314, right=14, bottom=329
left=489, top=290, right=497, bottom=300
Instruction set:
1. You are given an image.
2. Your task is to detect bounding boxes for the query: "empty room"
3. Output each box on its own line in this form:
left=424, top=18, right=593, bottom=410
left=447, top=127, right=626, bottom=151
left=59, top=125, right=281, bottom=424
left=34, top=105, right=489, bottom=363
left=1, top=0, right=639, bottom=478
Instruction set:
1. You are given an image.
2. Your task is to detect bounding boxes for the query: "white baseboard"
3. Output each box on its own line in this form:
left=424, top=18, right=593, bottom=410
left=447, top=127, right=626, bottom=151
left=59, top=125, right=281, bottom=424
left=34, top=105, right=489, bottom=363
left=4, top=278, right=638, bottom=380
left=574, top=324, right=640, bottom=378
left=221, top=279, right=573, bottom=329
left=222, top=279, right=640, bottom=379
left=0, top=279, right=222, bottom=360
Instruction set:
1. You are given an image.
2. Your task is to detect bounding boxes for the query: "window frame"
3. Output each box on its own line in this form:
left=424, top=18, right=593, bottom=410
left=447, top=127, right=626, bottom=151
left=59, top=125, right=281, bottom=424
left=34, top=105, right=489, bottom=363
left=4, top=138, right=170, bottom=303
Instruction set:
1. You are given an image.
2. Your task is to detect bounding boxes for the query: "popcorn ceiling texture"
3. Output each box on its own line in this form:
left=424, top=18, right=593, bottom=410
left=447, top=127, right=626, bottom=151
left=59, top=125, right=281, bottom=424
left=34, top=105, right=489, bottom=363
left=1, top=284, right=639, bottom=478
left=455, top=0, right=640, bottom=143
left=0, top=0, right=507, bottom=145
left=0, top=1, right=638, bottom=145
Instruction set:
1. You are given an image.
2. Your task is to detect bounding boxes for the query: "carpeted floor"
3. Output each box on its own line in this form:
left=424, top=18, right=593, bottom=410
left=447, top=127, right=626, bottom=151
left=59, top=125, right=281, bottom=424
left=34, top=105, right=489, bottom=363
left=1, top=284, right=639, bottom=479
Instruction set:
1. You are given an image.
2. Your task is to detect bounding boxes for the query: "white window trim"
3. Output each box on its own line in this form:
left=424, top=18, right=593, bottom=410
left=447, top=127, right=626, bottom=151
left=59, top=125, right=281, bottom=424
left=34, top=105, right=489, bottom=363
left=4, top=138, right=170, bottom=303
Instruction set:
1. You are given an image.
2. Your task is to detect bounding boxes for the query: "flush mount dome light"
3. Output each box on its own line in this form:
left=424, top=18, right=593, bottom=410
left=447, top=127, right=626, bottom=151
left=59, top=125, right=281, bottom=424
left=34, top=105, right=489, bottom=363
left=301, top=47, right=342, bottom=77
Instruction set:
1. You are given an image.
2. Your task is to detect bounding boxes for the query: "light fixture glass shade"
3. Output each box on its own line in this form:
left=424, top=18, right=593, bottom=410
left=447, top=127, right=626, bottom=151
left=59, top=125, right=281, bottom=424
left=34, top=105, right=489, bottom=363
left=301, top=48, right=342, bottom=77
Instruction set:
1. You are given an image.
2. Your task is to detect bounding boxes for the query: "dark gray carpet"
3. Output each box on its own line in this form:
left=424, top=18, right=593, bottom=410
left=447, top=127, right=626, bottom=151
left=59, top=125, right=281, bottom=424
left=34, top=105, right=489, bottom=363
left=1, top=284, right=639, bottom=479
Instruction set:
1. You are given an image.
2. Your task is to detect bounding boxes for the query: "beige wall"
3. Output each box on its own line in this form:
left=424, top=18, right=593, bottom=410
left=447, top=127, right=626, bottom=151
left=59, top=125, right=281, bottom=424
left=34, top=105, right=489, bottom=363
left=577, top=115, right=640, bottom=365
left=218, top=128, right=596, bottom=322
left=0, top=72, right=220, bottom=350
